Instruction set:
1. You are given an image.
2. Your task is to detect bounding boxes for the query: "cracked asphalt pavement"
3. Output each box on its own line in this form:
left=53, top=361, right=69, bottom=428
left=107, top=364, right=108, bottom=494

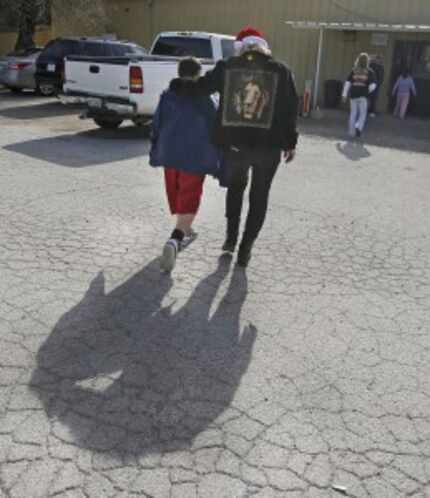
left=1, top=92, right=430, bottom=498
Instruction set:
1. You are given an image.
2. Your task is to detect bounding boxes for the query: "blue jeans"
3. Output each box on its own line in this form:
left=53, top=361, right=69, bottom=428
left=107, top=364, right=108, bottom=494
left=349, top=97, right=368, bottom=136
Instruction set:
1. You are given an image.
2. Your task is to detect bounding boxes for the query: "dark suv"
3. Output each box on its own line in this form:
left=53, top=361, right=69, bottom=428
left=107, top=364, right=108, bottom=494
left=35, top=37, right=146, bottom=95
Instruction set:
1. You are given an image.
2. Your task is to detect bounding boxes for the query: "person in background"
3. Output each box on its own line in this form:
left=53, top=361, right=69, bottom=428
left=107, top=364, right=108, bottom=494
left=342, top=53, right=377, bottom=138
left=392, top=69, right=417, bottom=120
left=369, top=54, right=385, bottom=117
left=150, top=57, right=221, bottom=273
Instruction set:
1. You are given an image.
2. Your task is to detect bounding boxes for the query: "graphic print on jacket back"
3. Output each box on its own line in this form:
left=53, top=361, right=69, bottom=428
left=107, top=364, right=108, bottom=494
left=222, top=69, right=279, bottom=129
left=347, top=69, right=375, bottom=99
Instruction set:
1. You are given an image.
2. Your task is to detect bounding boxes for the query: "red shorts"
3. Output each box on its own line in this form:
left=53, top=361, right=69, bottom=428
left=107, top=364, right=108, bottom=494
left=164, top=168, right=205, bottom=215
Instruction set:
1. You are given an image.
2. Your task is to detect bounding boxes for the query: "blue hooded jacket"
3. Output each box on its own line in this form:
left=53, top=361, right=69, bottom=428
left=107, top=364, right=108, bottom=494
left=150, top=79, right=222, bottom=178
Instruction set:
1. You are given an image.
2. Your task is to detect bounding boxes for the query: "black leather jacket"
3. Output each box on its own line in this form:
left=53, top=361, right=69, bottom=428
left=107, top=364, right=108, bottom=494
left=196, top=50, right=299, bottom=150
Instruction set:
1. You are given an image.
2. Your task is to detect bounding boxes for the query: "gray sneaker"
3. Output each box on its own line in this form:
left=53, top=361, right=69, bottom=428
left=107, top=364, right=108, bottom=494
left=181, top=230, right=197, bottom=251
left=160, top=239, right=179, bottom=272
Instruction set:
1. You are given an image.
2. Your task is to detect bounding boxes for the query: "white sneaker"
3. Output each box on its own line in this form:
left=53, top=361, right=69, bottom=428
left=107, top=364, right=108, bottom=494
left=160, top=239, right=179, bottom=272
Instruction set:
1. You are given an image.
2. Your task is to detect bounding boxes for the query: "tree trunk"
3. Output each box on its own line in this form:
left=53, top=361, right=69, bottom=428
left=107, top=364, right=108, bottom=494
left=15, top=0, right=38, bottom=51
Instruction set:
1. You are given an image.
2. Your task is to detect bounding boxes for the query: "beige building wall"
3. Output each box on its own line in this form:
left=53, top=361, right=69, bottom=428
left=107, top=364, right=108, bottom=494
left=0, top=32, right=20, bottom=55
left=0, top=27, right=52, bottom=55
left=51, top=0, right=113, bottom=38
left=106, top=0, right=152, bottom=46
left=106, top=0, right=430, bottom=110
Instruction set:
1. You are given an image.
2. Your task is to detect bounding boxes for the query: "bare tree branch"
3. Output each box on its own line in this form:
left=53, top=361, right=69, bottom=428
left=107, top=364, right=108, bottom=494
left=1, top=0, right=110, bottom=51
left=0, top=0, right=50, bottom=50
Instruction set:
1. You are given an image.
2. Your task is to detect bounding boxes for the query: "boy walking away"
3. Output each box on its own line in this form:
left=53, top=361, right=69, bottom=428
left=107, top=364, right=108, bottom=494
left=150, top=57, right=220, bottom=273
left=195, top=27, right=299, bottom=268
left=392, top=69, right=417, bottom=120
left=342, top=53, right=377, bottom=138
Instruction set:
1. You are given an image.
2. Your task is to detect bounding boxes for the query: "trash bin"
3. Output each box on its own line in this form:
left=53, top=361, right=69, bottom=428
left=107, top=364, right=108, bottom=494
left=324, top=79, right=343, bottom=109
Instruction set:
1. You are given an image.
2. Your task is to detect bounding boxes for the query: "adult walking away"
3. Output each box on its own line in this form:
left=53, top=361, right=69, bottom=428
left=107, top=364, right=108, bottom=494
left=195, top=27, right=299, bottom=268
left=392, top=69, right=417, bottom=120
left=342, top=53, right=377, bottom=138
left=369, top=54, right=385, bottom=117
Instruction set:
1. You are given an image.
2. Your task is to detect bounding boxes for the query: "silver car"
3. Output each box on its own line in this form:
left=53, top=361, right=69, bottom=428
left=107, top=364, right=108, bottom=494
left=0, top=47, right=55, bottom=96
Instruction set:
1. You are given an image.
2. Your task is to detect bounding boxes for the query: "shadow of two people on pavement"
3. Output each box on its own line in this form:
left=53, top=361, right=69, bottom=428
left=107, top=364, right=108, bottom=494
left=30, top=255, right=256, bottom=456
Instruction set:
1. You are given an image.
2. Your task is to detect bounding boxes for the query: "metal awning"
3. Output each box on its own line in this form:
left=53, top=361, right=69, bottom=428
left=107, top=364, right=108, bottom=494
left=285, top=21, right=430, bottom=33
left=285, top=21, right=430, bottom=110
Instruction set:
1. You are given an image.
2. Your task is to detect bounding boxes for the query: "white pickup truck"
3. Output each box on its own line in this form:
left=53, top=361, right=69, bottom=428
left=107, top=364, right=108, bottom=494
left=61, top=31, right=235, bottom=130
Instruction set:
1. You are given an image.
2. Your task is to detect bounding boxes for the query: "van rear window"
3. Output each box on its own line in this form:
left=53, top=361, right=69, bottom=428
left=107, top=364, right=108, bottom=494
left=108, top=44, right=146, bottom=56
left=41, top=40, right=82, bottom=58
left=152, top=37, right=212, bottom=59
left=83, top=42, right=107, bottom=57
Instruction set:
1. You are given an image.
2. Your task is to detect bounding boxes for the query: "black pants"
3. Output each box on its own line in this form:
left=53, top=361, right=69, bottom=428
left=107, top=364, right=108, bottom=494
left=225, top=147, right=281, bottom=245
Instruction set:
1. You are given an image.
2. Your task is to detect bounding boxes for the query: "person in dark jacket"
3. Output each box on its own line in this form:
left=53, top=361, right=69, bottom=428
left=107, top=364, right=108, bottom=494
left=150, top=57, right=221, bottom=272
left=369, top=54, right=385, bottom=116
left=195, top=26, right=299, bottom=268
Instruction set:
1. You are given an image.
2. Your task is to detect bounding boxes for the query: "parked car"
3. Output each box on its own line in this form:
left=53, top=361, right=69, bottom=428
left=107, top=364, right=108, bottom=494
left=0, top=47, right=55, bottom=95
left=35, top=37, right=146, bottom=96
left=61, top=31, right=235, bottom=129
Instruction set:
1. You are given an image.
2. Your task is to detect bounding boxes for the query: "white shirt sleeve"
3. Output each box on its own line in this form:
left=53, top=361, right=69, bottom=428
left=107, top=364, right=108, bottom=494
left=368, top=83, right=377, bottom=94
left=342, top=81, right=351, bottom=98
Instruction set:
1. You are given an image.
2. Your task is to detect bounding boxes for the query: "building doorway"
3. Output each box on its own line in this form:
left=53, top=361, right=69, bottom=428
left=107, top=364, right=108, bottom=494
left=391, top=40, right=430, bottom=117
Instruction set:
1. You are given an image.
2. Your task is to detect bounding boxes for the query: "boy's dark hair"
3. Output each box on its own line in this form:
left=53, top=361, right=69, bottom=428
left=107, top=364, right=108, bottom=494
left=178, top=57, right=202, bottom=79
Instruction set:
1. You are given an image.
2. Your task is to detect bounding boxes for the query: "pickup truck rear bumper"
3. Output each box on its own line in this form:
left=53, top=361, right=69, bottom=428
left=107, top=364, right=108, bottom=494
left=60, top=92, right=137, bottom=117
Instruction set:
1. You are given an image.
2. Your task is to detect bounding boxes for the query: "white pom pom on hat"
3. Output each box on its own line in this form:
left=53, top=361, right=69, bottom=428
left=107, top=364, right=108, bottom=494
left=234, top=26, right=270, bottom=53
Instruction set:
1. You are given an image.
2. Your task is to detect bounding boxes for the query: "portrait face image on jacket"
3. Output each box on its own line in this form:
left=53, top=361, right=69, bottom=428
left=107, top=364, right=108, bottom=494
left=234, top=79, right=269, bottom=120
left=223, top=69, right=278, bottom=128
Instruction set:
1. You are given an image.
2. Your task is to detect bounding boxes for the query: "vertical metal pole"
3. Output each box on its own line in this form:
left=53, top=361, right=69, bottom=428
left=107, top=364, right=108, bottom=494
left=313, top=27, right=324, bottom=110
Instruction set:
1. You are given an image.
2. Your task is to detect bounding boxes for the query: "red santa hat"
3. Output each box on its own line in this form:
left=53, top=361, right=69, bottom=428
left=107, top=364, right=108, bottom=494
left=234, top=26, right=270, bottom=54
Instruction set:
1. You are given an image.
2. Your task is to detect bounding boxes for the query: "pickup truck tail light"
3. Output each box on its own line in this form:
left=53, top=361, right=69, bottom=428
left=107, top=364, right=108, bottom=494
left=129, top=66, right=143, bottom=94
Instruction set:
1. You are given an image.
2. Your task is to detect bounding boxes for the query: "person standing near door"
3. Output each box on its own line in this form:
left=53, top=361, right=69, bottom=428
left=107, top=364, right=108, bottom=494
left=369, top=54, right=385, bottom=117
left=392, top=69, right=417, bottom=120
left=342, top=53, right=377, bottom=138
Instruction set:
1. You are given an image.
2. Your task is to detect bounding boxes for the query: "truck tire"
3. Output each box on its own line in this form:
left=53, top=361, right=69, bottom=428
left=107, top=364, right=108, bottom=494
left=36, top=84, right=56, bottom=97
left=94, top=118, right=123, bottom=129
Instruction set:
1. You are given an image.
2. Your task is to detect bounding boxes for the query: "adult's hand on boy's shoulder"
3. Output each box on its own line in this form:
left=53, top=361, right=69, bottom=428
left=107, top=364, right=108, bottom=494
left=283, top=149, right=296, bottom=163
